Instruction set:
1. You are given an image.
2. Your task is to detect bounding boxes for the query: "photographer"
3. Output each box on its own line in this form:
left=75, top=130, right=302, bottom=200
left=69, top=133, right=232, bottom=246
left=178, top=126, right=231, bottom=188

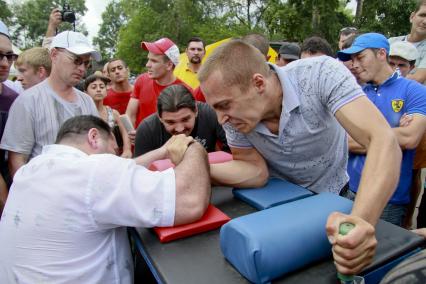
left=42, top=7, right=75, bottom=48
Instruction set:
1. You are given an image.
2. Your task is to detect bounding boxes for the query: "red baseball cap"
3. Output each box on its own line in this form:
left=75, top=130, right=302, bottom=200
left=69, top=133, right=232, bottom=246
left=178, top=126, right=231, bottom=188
left=141, top=37, right=180, bottom=66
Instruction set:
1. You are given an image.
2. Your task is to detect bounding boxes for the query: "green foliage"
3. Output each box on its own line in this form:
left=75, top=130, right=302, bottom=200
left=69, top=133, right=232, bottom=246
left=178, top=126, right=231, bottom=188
left=116, top=3, right=162, bottom=74
left=0, top=0, right=13, bottom=26
left=93, top=0, right=127, bottom=62
left=102, top=0, right=418, bottom=74
left=10, top=0, right=87, bottom=49
left=357, top=0, right=417, bottom=37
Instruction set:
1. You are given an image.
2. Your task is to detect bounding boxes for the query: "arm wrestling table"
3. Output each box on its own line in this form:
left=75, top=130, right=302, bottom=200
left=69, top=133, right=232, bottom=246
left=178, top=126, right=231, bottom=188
left=129, top=187, right=426, bottom=284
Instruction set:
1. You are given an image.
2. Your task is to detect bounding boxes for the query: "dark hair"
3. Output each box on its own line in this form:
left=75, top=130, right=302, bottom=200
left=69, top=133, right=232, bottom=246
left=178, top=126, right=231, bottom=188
left=301, top=36, right=333, bottom=57
left=84, top=71, right=110, bottom=91
left=56, top=115, right=112, bottom=143
left=157, top=85, right=196, bottom=117
left=187, top=36, right=205, bottom=50
left=107, top=58, right=128, bottom=72
left=339, top=27, right=358, bottom=37
left=415, top=0, right=426, bottom=12
left=241, top=33, right=269, bottom=57
left=341, top=34, right=357, bottom=50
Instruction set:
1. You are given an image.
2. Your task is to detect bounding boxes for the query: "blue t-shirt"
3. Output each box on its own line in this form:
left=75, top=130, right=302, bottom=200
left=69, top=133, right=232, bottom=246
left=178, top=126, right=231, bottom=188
left=348, top=73, right=426, bottom=204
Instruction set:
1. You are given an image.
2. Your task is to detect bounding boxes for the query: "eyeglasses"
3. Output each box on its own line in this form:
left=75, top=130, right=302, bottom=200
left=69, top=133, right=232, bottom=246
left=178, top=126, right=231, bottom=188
left=0, top=53, right=18, bottom=63
left=56, top=48, right=92, bottom=68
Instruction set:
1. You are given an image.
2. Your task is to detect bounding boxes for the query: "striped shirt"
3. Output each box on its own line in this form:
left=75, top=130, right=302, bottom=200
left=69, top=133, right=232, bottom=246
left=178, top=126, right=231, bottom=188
left=0, top=79, right=98, bottom=159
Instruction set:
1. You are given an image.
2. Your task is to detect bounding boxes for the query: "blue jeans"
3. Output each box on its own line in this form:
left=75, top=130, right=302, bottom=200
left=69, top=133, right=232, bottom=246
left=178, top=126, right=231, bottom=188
left=341, top=189, right=407, bottom=227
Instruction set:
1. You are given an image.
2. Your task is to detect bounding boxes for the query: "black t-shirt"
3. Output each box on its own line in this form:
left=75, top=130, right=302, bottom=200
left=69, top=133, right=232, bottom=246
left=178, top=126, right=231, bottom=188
left=134, top=102, right=229, bottom=156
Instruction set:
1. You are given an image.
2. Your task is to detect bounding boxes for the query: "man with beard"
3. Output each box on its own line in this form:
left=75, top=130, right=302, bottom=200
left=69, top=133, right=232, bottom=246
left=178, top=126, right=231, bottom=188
left=134, top=84, right=228, bottom=156
left=174, top=37, right=206, bottom=90
left=0, top=31, right=99, bottom=178
left=104, top=58, right=133, bottom=114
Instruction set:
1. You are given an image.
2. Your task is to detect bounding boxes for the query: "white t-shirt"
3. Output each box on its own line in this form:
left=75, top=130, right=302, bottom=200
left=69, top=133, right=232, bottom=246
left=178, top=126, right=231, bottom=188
left=0, top=144, right=176, bottom=283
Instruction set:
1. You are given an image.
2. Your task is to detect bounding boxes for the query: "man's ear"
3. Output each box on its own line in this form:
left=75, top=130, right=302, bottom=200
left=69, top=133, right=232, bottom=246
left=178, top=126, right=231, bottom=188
left=166, top=60, right=174, bottom=71
left=410, top=12, right=415, bottom=23
left=37, top=66, right=48, bottom=80
left=252, top=73, right=266, bottom=93
left=87, top=128, right=101, bottom=149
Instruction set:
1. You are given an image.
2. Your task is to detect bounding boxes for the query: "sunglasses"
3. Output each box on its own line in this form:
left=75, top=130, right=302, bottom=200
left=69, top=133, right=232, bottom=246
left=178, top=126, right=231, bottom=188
left=340, top=27, right=358, bottom=33
left=56, top=48, right=92, bottom=68
left=0, top=53, right=18, bottom=63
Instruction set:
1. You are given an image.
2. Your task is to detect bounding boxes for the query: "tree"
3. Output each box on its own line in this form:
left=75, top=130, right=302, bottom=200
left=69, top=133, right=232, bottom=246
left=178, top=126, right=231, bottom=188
left=263, top=0, right=352, bottom=50
left=92, top=0, right=127, bottom=61
left=356, top=0, right=417, bottom=37
left=10, top=0, right=87, bottom=49
left=0, top=0, right=13, bottom=26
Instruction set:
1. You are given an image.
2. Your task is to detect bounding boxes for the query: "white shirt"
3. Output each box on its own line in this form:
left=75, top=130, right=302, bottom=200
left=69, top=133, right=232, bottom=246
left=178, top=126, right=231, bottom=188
left=3, top=80, right=23, bottom=94
left=0, top=144, right=176, bottom=284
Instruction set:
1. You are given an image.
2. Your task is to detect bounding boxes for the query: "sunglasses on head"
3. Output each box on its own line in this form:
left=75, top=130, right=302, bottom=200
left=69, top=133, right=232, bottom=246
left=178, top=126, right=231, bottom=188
left=56, top=48, right=92, bottom=68
left=340, top=27, right=358, bottom=33
left=0, top=53, right=18, bottom=63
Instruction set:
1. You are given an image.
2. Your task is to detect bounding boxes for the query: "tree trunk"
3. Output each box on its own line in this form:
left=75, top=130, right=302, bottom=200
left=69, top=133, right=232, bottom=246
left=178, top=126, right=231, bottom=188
left=355, top=0, right=363, bottom=21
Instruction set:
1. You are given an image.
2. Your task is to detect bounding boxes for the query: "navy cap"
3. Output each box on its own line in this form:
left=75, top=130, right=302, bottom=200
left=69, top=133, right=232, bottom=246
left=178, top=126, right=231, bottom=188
left=337, top=33, right=389, bottom=62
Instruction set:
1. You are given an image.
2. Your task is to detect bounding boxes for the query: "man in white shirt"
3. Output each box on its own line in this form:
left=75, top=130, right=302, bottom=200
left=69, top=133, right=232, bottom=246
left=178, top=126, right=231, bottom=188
left=0, top=115, right=211, bottom=283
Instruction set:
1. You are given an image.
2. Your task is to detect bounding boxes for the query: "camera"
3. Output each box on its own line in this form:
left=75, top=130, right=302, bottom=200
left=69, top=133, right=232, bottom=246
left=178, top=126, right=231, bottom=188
left=61, top=4, right=76, bottom=24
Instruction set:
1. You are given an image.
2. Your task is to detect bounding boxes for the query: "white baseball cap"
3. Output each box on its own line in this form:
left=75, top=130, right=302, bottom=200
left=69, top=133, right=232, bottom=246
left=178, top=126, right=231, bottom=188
left=50, top=31, right=101, bottom=61
left=0, top=20, right=10, bottom=38
left=389, top=41, right=419, bottom=61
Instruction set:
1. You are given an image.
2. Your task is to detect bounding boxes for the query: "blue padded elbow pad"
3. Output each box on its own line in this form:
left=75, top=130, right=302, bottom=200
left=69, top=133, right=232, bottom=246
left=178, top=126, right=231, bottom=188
left=220, top=193, right=353, bottom=284
left=233, top=178, right=314, bottom=210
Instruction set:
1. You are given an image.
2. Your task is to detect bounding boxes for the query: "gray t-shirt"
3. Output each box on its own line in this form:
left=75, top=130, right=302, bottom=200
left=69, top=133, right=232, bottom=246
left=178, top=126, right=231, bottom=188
left=0, top=79, right=98, bottom=159
left=224, top=56, right=365, bottom=194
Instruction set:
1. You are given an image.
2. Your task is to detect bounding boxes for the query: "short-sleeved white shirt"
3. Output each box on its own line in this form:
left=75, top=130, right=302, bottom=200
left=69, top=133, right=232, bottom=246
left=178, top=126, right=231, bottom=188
left=0, top=79, right=99, bottom=159
left=225, top=56, right=365, bottom=194
left=0, top=144, right=176, bottom=283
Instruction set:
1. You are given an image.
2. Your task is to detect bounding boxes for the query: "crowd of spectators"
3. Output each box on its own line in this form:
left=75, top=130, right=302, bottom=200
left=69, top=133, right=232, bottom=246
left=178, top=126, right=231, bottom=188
left=1, top=1, right=426, bottom=283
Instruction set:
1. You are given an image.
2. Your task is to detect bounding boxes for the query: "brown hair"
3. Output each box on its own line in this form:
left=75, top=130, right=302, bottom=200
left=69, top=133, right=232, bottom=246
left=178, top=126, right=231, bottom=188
left=198, top=39, right=270, bottom=92
left=242, top=33, right=269, bottom=57
left=414, top=0, right=426, bottom=12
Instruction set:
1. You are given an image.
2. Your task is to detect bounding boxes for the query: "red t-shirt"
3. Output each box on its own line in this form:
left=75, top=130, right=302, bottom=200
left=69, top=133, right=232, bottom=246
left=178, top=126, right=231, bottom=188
left=104, top=88, right=132, bottom=114
left=131, top=73, right=188, bottom=127
left=193, top=87, right=206, bottom=102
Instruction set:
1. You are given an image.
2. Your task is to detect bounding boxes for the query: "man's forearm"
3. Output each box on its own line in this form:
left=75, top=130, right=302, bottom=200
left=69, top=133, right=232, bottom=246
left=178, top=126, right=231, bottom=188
left=134, top=147, right=167, bottom=167
left=210, top=160, right=268, bottom=188
left=352, top=132, right=401, bottom=225
left=0, top=174, right=8, bottom=217
left=8, top=152, right=29, bottom=179
left=348, top=135, right=367, bottom=154
left=393, top=126, right=424, bottom=150
left=173, top=142, right=210, bottom=225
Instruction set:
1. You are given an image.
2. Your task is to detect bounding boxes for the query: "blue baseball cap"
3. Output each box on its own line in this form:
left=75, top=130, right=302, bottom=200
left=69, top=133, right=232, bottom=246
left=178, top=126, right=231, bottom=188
left=337, top=33, right=389, bottom=62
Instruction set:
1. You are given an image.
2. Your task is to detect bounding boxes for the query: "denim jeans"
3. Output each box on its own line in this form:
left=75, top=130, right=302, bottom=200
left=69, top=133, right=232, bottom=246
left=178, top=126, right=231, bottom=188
left=340, top=189, right=407, bottom=227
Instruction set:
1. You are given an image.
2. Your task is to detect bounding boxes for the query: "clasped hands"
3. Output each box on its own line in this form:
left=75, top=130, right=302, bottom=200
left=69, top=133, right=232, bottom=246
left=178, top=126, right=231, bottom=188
left=162, top=134, right=195, bottom=165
